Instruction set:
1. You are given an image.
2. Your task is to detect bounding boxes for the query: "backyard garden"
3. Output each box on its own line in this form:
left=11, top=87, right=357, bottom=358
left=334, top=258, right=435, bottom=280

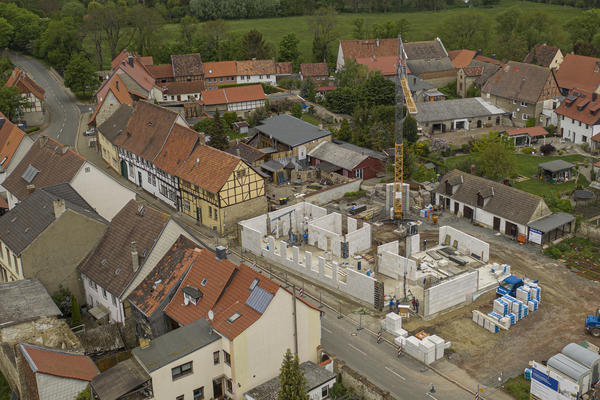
left=544, top=237, right=600, bottom=282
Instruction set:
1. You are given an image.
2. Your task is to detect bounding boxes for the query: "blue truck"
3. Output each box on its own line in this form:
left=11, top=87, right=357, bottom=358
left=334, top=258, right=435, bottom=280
left=586, top=307, right=600, bottom=337
left=496, top=275, right=525, bottom=297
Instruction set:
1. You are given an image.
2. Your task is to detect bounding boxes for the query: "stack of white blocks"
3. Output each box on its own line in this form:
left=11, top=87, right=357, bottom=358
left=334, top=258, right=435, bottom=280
left=382, top=313, right=407, bottom=337
left=394, top=334, right=448, bottom=364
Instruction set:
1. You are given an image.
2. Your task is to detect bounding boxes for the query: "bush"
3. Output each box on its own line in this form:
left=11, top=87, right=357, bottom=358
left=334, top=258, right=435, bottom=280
left=544, top=246, right=562, bottom=259
left=525, top=117, right=537, bottom=127
left=71, top=295, right=81, bottom=327
left=330, top=382, right=347, bottom=398
left=25, top=126, right=40, bottom=134
left=278, top=79, right=301, bottom=90
left=540, top=143, right=555, bottom=155
left=521, top=147, right=535, bottom=154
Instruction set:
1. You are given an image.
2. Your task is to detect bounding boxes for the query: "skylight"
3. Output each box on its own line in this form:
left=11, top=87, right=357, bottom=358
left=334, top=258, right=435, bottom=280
left=249, top=278, right=259, bottom=291
left=201, top=278, right=207, bottom=286
left=227, top=312, right=242, bottom=323
left=21, top=164, right=39, bottom=183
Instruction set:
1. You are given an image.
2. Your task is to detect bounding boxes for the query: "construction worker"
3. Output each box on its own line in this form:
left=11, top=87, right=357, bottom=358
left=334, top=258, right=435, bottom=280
left=423, top=239, right=427, bottom=250
left=412, top=297, right=417, bottom=311
left=415, top=299, right=420, bottom=314
left=389, top=297, right=394, bottom=312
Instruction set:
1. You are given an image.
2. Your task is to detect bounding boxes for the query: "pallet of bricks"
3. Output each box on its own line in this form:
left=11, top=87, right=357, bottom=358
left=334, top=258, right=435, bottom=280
left=472, top=282, right=541, bottom=333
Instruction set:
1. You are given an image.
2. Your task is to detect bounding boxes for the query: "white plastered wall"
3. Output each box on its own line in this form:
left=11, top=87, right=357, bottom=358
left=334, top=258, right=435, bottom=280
left=377, top=241, right=417, bottom=280
left=439, top=225, right=489, bottom=262
left=423, top=270, right=479, bottom=317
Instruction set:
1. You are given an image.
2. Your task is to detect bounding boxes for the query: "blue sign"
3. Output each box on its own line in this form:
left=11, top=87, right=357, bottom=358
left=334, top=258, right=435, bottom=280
left=532, top=368, right=559, bottom=391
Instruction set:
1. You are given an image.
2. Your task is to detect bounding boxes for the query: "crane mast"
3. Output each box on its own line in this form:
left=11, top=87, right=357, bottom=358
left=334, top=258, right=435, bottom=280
left=394, top=35, right=417, bottom=220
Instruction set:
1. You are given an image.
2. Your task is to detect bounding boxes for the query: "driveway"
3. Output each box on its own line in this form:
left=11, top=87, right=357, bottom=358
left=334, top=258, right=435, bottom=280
left=10, top=53, right=81, bottom=146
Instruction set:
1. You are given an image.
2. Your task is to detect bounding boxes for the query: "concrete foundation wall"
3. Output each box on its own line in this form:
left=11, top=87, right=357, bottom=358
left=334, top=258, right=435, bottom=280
left=423, top=270, right=478, bottom=317
left=346, top=223, right=371, bottom=256
left=304, top=179, right=362, bottom=205
left=439, top=226, right=489, bottom=262
left=378, top=250, right=417, bottom=281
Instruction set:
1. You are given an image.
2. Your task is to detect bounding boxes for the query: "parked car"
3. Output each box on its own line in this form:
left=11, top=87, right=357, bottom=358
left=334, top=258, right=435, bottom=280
left=84, top=127, right=96, bottom=136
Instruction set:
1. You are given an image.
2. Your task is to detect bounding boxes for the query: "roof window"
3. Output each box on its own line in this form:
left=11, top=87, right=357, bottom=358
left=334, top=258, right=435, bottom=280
left=227, top=312, right=242, bottom=323
left=249, top=278, right=259, bottom=291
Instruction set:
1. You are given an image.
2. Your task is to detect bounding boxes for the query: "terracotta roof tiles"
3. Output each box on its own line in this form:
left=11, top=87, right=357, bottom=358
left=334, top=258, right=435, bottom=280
left=554, top=88, right=600, bottom=126
left=482, top=61, right=555, bottom=104
left=448, top=49, right=476, bottom=69
left=204, top=61, right=237, bottom=78
left=224, top=142, right=266, bottom=164
left=0, top=112, right=27, bottom=169
left=555, top=54, right=600, bottom=93
left=4, top=67, right=45, bottom=100
left=176, top=144, right=241, bottom=193
left=162, top=80, right=204, bottom=95
left=524, top=44, right=560, bottom=67
left=200, top=85, right=265, bottom=106
left=236, top=59, right=276, bottom=76
left=153, top=124, right=200, bottom=176
left=20, top=344, right=99, bottom=382
left=146, top=64, right=174, bottom=80
left=301, top=62, right=328, bottom=77
left=355, top=56, right=398, bottom=76
left=276, top=62, right=293, bottom=75
left=506, top=126, right=548, bottom=137
left=462, top=66, right=483, bottom=77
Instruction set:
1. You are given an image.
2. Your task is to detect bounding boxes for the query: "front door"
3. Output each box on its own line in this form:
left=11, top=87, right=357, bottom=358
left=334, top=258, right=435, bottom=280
left=213, top=378, right=223, bottom=399
left=493, top=217, right=501, bottom=231
left=120, top=160, right=128, bottom=179
left=505, top=221, right=518, bottom=237
left=464, top=206, right=473, bottom=221
left=454, top=202, right=459, bottom=215
left=196, top=206, right=202, bottom=223
left=138, top=172, right=143, bottom=187
left=445, top=197, right=450, bottom=209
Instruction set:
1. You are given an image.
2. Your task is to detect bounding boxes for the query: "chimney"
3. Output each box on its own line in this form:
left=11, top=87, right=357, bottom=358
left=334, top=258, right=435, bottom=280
left=116, top=80, right=119, bottom=91
left=376, top=38, right=380, bottom=47
left=128, top=55, right=134, bottom=67
left=61, top=145, right=69, bottom=154
left=215, top=245, right=227, bottom=260
left=26, top=184, right=35, bottom=195
left=131, top=241, right=140, bottom=272
left=53, top=199, right=66, bottom=219
left=39, top=136, right=48, bottom=147
left=0, top=117, right=4, bottom=130
left=236, top=148, right=241, bottom=157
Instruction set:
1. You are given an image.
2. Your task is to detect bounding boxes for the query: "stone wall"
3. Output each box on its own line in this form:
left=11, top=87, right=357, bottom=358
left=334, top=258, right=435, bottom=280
left=332, top=358, right=394, bottom=400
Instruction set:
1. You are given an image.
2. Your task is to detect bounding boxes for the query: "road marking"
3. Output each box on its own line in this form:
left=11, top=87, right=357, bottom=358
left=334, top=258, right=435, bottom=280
left=384, top=366, right=406, bottom=380
left=322, top=327, right=332, bottom=334
left=426, top=393, right=438, bottom=400
left=348, top=343, right=367, bottom=356
left=57, top=134, right=60, bottom=138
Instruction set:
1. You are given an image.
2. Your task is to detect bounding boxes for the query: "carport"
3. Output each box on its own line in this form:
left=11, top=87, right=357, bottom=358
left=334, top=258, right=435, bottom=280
left=527, top=212, right=576, bottom=245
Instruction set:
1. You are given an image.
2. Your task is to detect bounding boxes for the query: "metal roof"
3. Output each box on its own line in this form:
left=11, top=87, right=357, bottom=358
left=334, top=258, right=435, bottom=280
left=21, top=164, right=39, bottom=183
left=332, top=140, right=387, bottom=160
left=538, top=159, right=575, bottom=173
left=308, top=141, right=368, bottom=171
left=562, top=343, right=600, bottom=369
left=132, top=318, right=219, bottom=373
left=91, top=358, right=150, bottom=400
left=260, top=160, right=284, bottom=172
left=246, top=286, right=274, bottom=314
left=255, top=115, right=331, bottom=148
left=0, top=279, right=61, bottom=326
left=573, top=190, right=594, bottom=200
left=415, top=97, right=506, bottom=123
left=528, top=212, right=575, bottom=233
left=547, top=353, right=591, bottom=381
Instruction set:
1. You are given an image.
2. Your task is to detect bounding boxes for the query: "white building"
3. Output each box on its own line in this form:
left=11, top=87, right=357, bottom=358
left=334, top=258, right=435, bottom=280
left=235, top=59, right=277, bottom=86
left=555, top=89, right=600, bottom=145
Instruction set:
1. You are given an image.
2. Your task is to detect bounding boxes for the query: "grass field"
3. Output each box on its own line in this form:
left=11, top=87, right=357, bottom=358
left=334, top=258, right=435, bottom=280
left=87, top=0, right=582, bottom=69
left=446, top=153, right=590, bottom=196
left=503, top=375, right=530, bottom=400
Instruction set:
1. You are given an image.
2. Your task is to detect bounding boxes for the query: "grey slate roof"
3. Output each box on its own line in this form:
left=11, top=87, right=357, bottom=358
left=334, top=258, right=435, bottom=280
left=309, top=141, right=367, bottom=171
left=415, top=97, right=506, bottom=124
left=91, top=358, right=150, bottom=400
left=255, top=115, right=331, bottom=148
left=406, top=57, right=454, bottom=75
left=97, top=104, right=134, bottom=142
left=245, top=361, right=336, bottom=400
left=468, top=60, right=501, bottom=87
left=406, top=74, right=435, bottom=92
left=528, top=212, right=575, bottom=232
left=0, top=279, right=61, bottom=326
left=482, top=61, right=553, bottom=104
left=0, top=185, right=106, bottom=255
left=538, top=159, right=575, bottom=173
left=333, top=140, right=387, bottom=160
left=436, top=170, right=550, bottom=226
left=260, top=160, right=284, bottom=172
left=133, top=318, right=219, bottom=373
left=119, top=72, right=149, bottom=98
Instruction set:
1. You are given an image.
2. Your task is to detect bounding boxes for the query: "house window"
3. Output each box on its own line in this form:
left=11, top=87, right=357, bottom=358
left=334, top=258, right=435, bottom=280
left=111, top=294, right=117, bottom=306
left=223, top=350, right=231, bottom=366
left=213, top=351, right=220, bottom=365
left=226, top=379, right=233, bottom=393
left=512, top=99, right=517, bottom=105
left=176, top=396, right=184, bottom=400
left=208, top=207, right=212, bottom=218
left=193, top=387, right=204, bottom=400
left=583, top=136, right=588, bottom=142
left=579, top=121, right=582, bottom=127
left=322, top=385, right=329, bottom=399
left=511, top=112, right=517, bottom=118
left=522, top=114, right=529, bottom=120
left=520, top=101, right=527, bottom=107
left=171, top=361, right=193, bottom=380
left=184, top=200, right=190, bottom=211
left=102, top=288, right=107, bottom=299
left=214, top=209, right=218, bottom=221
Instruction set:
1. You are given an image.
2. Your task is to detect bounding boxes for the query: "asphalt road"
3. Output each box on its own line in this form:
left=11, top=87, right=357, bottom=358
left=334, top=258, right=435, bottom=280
left=10, top=53, right=81, bottom=146
left=321, top=310, right=473, bottom=400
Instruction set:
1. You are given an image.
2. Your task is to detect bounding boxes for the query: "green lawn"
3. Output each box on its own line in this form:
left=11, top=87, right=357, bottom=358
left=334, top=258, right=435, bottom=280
left=86, top=0, right=582, bottom=69
left=503, top=375, right=530, bottom=400
left=301, top=113, right=321, bottom=126
left=445, top=153, right=592, bottom=197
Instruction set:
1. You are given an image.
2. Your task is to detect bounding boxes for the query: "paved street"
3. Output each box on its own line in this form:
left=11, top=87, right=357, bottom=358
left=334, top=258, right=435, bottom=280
left=9, top=53, right=81, bottom=145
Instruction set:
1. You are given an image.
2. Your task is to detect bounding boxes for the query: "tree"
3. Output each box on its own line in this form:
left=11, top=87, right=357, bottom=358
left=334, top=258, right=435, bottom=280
left=336, top=119, right=352, bottom=141
left=199, top=19, right=228, bottom=61
left=180, top=15, right=198, bottom=48
left=62, top=1, right=85, bottom=18
left=565, top=9, right=600, bottom=56
left=76, top=386, right=91, bottom=400
left=85, top=1, right=129, bottom=61
left=129, top=5, right=165, bottom=56
left=0, top=3, right=42, bottom=52
left=0, top=18, right=13, bottom=49
left=208, top=111, right=229, bottom=150
left=300, top=78, right=316, bottom=102
left=437, top=13, right=490, bottom=51
left=0, top=87, right=27, bottom=121
left=278, top=349, right=307, bottom=400
left=71, top=295, right=81, bottom=327
left=472, top=131, right=515, bottom=180
left=240, top=29, right=271, bottom=60
left=64, top=54, right=97, bottom=97
left=335, top=59, right=368, bottom=89
left=291, top=103, right=303, bottom=119
left=310, top=7, right=337, bottom=62
left=352, top=18, right=366, bottom=40
left=278, top=33, right=300, bottom=67
left=526, top=117, right=537, bottom=127
left=360, top=72, right=395, bottom=107
left=403, top=114, right=419, bottom=144
left=84, top=1, right=105, bottom=70
left=35, top=17, right=81, bottom=70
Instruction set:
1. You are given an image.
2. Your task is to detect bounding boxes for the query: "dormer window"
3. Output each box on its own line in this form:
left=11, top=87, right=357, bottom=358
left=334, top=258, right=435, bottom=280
left=183, top=286, right=203, bottom=305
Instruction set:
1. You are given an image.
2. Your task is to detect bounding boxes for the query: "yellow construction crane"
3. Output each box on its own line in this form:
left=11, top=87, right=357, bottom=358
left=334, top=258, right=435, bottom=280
left=394, top=35, right=417, bottom=220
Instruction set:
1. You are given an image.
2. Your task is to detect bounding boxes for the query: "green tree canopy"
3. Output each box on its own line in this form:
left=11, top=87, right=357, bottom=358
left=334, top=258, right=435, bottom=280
left=240, top=29, right=271, bottom=60
left=208, top=111, right=229, bottom=150
left=335, top=119, right=352, bottom=142
left=0, top=86, right=28, bottom=121
left=437, top=13, right=490, bottom=52
left=64, top=53, right=98, bottom=96
left=291, top=103, right=303, bottom=119
left=35, top=17, right=81, bottom=70
left=472, top=131, right=515, bottom=180
left=278, top=33, right=300, bottom=68
left=300, top=78, right=316, bottom=102
left=0, top=18, right=14, bottom=49
left=278, top=349, right=307, bottom=400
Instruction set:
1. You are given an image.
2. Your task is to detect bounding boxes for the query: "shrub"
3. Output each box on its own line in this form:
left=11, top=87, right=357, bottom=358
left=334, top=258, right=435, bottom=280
left=544, top=246, right=562, bottom=259
left=25, top=126, right=40, bottom=134
left=521, top=147, right=535, bottom=154
left=558, top=150, right=563, bottom=155
left=71, top=295, right=81, bottom=327
left=540, top=143, right=555, bottom=155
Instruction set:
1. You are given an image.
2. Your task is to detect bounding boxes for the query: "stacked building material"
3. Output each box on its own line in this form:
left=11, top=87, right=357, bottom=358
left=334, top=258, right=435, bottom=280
left=395, top=334, right=449, bottom=364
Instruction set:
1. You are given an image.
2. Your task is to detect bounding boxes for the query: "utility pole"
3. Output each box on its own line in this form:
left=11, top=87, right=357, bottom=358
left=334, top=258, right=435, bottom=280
left=292, top=285, right=298, bottom=355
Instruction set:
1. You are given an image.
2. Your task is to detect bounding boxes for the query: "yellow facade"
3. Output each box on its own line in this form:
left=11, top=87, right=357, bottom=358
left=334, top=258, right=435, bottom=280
left=180, top=161, right=265, bottom=233
left=98, top=131, right=121, bottom=174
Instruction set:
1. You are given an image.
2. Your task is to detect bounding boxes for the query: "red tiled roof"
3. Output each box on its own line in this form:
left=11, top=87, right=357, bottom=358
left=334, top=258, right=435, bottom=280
left=200, top=85, right=265, bottom=106
left=162, top=80, right=204, bottom=95
left=3, top=136, right=85, bottom=201
left=276, top=62, right=293, bottom=75
left=20, top=344, right=99, bottom=382
left=448, top=49, right=476, bottom=69
left=0, top=196, right=8, bottom=209
left=524, top=44, right=560, bottom=67
left=236, top=59, right=276, bottom=76
left=0, top=112, right=27, bottom=169
left=146, top=64, right=174, bottom=80
left=556, top=54, right=600, bottom=93
left=555, top=88, right=600, bottom=126
left=340, top=39, right=447, bottom=62
left=129, top=236, right=201, bottom=316
left=200, top=89, right=227, bottom=106
left=355, top=56, right=397, bottom=76
left=4, top=67, right=45, bottom=100
left=301, top=62, right=328, bottom=77
left=506, top=126, right=548, bottom=137
left=204, top=61, right=237, bottom=78
left=154, top=124, right=200, bottom=176
left=463, top=66, right=483, bottom=77
left=89, top=75, right=133, bottom=125
left=176, top=144, right=241, bottom=193
left=475, top=55, right=503, bottom=65
left=165, top=248, right=280, bottom=339
left=111, top=51, right=153, bottom=70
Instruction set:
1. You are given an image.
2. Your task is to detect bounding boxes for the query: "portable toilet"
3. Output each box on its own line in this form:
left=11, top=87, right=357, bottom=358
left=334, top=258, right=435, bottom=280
left=547, top=353, right=592, bottom=394
left=561, top=343, right=600, bottom=385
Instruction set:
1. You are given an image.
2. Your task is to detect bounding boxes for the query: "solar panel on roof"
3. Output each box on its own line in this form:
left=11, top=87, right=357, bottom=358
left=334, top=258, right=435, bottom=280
left=21, top=164, right=39, bottom=183
left=246, top=286, right=274, bottom=314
